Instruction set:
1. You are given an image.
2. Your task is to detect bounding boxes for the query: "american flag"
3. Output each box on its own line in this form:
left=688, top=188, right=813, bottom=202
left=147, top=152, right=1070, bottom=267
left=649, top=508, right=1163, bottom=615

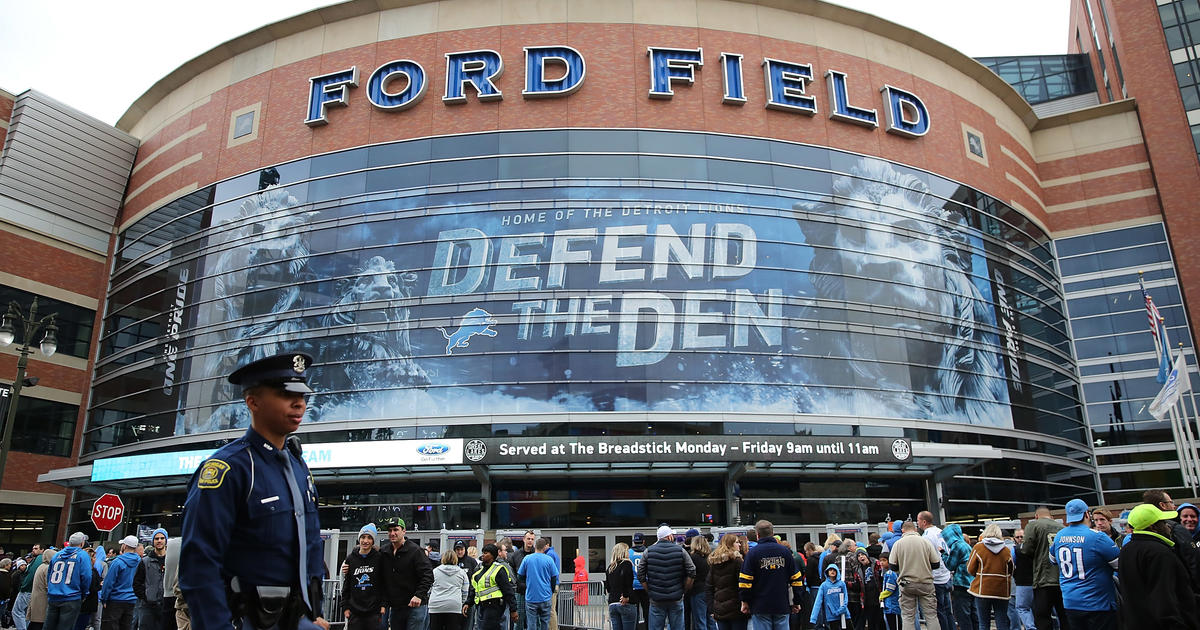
left=1141, top=276, right=1163, bottom=342
left=1141, top=275, right=1173, bottom=383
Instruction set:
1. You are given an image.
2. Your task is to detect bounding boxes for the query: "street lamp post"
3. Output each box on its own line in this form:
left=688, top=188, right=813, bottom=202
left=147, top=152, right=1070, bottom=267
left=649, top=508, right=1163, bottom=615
left=0, top=298, right=57, bottom=488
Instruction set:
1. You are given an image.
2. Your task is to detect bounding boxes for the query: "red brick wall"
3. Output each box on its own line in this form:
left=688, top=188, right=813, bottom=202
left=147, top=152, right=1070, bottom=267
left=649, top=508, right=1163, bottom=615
left=0, top=92, right=13, bottom=149
left=1102, top=0, right=1200, bottom=340
left=121, top=23, right=1051, bottom=234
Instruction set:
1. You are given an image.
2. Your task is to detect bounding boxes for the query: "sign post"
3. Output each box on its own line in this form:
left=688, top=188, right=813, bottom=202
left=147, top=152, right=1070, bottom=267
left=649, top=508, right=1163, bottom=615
left=91, top=493, right=124, bottom=532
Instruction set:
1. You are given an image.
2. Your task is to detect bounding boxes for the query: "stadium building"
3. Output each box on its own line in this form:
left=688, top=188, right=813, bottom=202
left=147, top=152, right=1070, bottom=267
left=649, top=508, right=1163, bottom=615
left=0, top=0, right=1196, bottom=551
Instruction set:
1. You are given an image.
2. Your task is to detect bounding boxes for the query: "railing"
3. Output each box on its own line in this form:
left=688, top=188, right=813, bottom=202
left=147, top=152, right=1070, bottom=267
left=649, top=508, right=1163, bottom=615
left=556, top=580, right=607, bottom=630
left=320, top=577, right=609, bottom=630
left=322, top=578, right=344, bottom=627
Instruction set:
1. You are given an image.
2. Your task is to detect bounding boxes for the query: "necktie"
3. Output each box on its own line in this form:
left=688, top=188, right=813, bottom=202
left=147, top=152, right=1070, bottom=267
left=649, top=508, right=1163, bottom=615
left=277, top=449, right=310, bottom=609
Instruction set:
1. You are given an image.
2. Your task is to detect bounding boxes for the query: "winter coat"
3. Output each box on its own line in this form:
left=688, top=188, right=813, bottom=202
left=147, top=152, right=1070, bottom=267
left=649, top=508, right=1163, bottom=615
left=380, top=538, right=434, bottom=606
left=605, top=559, right=634, bottom=604
left=1012, top=544, right=1033, bottom=587
left=852, top=550, right=881, bottom=609
left=428, top=564, right=469, bottom=615
left=0, top=569, right=10, bottom=601
left=29, top=562, right=49, bottom=623
left=941, top=524, right=973, bottom=589
left=573, top=556, right=589, bottom=605
left=134, top=552, right=166, bottom=603
left=739, top=538, right=802, bottom=615
left=1021, top=518, right=1063, bottom=589
left=804, top=552, right=823, bottom=589
left=1118, top=530, right=1199, bottom=630
left=707, top=555, right=747, bottom=621
left=101, top=552, right=140, bottom=603
left=966, top=538, right=1013, bottom=599
left=342, top=548, right=386, bottom=615
left=687, top=551, right=709, bottom=597
left=81, top=567, right=102, bottom=614
left=638, top=540, right=695, bottom=603
left=809, top=563, right=849, bottom=626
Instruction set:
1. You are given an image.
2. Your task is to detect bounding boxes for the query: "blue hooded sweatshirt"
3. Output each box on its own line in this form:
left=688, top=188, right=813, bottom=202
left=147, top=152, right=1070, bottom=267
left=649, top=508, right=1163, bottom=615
left=47, top=546, right=93, bottom=602
left=941, top=524, right=973, bottom=589
left=809, top=563, right=849, bottom=625
left=100, top=552, right=140, bottom=603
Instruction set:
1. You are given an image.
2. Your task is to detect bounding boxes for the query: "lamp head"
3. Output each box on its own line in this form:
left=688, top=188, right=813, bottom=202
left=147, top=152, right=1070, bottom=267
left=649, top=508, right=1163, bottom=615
left=0, top=309, right=14, bottom=347
left=38, top=321, right=56, bottom=357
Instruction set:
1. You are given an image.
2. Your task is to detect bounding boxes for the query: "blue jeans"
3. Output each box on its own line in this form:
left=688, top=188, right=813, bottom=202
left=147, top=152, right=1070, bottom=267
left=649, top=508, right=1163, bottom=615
left=1013, top=586, right=1035, bottom=630
left=13, top=592, right=31, bottom=630
left=526, top=600, right=551, bottom=630
left=1007, top=596, right=1021, bottom=630
left=391, top=605, right=430, bottom=630
left=750, top=614, right=788, bottom=630
left=515, top=593, right=525, bottom=630
left=934, top=583, right=953, bottom=630
left=951, top=587, right=975, bottom=630
left=689, top=593, right=710, bottom=630
left=611, top=603, right=639, bottom=630
left=649, top=600, right=685, bottom=630
left=44, top=600, right=83, bottom=630
left=975, top=597, right=1011, bottom=630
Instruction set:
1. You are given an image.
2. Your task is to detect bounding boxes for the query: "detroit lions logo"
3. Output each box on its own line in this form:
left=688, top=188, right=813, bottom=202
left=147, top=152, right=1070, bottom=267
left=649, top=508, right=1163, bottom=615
left=437, top=308, right=498, bottom=354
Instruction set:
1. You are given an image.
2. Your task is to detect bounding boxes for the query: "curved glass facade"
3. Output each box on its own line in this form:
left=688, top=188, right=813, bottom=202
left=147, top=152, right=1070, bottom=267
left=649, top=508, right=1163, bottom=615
left=89, top=129, right=1084, bottom=459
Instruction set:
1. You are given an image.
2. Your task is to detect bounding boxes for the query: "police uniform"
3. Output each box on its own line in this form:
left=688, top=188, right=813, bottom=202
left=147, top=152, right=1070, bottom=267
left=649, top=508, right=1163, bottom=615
left=179, top=353, right=324, bottom=630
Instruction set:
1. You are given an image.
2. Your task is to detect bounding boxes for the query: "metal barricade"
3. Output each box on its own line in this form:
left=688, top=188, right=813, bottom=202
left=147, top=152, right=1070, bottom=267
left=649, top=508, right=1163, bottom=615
left=322, top=578, right=345, bottom=628
left=557, top=580, right=607, bottom=630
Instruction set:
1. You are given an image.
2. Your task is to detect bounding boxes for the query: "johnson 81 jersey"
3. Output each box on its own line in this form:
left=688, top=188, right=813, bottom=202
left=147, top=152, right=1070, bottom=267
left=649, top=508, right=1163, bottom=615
left=1048, top=523, right=1119, bottom=612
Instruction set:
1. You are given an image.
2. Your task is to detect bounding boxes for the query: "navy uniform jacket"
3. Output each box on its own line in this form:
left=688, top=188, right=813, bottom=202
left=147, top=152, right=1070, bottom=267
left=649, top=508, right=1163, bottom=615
left=180, top=427, right=323, bottom=630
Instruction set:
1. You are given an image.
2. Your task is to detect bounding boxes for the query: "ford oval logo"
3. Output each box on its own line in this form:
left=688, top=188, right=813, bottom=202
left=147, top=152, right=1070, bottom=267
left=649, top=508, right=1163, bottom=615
left=418, top=443, right=449, bottom=455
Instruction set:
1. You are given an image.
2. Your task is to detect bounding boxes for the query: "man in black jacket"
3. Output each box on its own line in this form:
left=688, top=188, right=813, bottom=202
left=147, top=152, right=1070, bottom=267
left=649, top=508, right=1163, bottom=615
left=1143, top=489, right=1200, bottom=594
left=637, top=525, right=695, bottom=630
left=380, top=518, right=434, bottom=630
left=1118, top=503, right=1199, bottom=629
left=343, top=524, right=386, bottom=630
left=509, top=531, right=537, bottom=630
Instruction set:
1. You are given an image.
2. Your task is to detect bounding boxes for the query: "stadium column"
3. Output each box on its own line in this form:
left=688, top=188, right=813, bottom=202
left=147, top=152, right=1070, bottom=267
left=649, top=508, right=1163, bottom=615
left=472, top=465, right=491, bottom=531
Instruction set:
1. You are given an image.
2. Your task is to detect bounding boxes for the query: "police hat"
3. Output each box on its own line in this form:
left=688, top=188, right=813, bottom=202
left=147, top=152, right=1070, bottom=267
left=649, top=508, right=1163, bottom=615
left=228, top=353, right=314, bottom=394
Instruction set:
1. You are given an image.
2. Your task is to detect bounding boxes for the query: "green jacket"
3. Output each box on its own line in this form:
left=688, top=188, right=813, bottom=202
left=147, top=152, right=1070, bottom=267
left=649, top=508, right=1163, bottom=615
left=1021, top=518, right=1063, bottom=589
left=20, top=554, right=42, bottom=593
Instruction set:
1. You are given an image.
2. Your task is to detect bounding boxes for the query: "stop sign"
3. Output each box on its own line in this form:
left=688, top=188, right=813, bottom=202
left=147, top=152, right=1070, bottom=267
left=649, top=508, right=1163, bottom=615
left=91, top=493, right=124, bottom=532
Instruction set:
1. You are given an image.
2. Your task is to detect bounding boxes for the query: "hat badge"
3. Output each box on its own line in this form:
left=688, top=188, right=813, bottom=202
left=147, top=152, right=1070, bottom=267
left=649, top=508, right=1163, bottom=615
left=292, top=354, right=306, bottom=374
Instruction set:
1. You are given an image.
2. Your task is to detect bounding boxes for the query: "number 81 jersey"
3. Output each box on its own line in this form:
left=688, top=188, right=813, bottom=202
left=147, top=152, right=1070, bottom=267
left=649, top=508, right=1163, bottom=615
left=1048, top=523, right=1120, bottom=612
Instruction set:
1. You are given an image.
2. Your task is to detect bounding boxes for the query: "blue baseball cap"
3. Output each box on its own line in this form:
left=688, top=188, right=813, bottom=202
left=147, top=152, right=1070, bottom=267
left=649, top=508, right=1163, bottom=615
left=1065, top=499, right=1089, bottom=524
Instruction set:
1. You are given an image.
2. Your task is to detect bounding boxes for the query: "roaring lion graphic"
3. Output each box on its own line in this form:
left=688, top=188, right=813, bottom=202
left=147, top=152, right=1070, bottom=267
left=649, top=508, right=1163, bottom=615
left=797, top=158, right=1010, bottom=426
left=315, top=255, right=430, bottom=415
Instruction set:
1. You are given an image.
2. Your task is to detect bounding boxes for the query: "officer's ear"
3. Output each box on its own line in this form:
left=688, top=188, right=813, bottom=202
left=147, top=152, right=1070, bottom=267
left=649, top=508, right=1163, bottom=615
left=243, top=386, right=266, bottom=411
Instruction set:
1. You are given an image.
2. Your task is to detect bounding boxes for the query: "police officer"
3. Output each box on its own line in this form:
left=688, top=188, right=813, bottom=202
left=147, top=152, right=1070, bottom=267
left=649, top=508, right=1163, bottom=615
left=179, top=353, right=330, bottom=630
left=468, top=545, right=518, bottom=630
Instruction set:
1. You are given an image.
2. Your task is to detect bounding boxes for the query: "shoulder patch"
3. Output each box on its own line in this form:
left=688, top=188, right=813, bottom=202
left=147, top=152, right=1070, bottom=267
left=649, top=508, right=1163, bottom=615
left=197, top=459, right=231, bottom=489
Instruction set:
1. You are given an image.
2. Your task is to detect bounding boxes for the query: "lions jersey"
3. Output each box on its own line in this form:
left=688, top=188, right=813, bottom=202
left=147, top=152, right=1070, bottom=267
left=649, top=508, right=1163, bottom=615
left=1048, top=523, right=1119, bottom=611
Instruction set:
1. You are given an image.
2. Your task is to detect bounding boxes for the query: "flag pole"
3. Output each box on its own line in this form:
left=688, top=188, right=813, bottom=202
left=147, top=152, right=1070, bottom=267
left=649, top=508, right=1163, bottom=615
left=1160, top=323, right=1200, bottom=492
left=1142, top=273, right=1199, bottom=493
left=1175, top=341, right=1200, bottom=494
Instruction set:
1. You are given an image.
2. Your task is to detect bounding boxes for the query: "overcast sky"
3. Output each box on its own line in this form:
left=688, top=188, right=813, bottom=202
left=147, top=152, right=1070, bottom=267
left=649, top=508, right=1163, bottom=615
left=0, top=0, right=1069, bottom=126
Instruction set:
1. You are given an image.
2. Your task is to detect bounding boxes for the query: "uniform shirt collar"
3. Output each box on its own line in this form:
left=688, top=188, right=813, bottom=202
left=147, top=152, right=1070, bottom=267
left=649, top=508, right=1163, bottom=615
left=243, top=427, right=281, bottom=455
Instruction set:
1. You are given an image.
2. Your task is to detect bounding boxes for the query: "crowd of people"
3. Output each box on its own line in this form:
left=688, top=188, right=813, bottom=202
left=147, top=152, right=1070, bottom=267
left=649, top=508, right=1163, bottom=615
left=599, top=488, right=1200, bottom=630
left=0, top=528, right=183, bottom=630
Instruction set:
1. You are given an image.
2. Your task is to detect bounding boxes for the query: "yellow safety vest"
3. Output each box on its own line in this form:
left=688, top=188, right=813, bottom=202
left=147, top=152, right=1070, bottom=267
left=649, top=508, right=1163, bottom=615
left=472, top=562, right=505, bottom=605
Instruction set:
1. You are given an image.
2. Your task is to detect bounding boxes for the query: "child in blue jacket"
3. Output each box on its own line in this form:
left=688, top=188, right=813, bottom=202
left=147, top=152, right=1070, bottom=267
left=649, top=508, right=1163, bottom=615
left=809, top=563, right=850, bottom=630
left=877, top=553, right=900, bottom=630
